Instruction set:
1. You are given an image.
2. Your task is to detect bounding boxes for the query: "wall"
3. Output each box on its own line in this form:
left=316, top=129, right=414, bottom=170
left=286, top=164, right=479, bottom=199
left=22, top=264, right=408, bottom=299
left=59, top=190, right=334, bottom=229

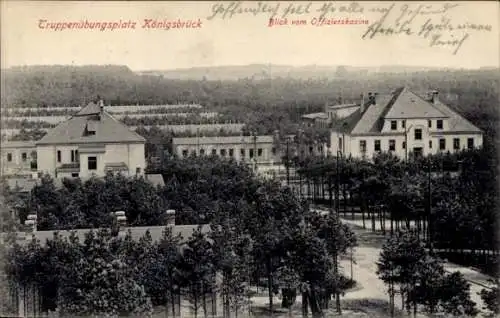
left=173, top=141, right=281, bottom=164
left=127, top=143, right=146, bottom=175
left=36, top=145, right=56, bottom=176
left=1, top=147, right=36, bottom=176
left=79, top=152, right=105, bottom=178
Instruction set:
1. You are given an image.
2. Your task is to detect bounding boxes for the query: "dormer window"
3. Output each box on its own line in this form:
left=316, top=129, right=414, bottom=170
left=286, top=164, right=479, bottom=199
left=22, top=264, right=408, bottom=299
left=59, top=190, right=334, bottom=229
left=84, top=121, right=98, bottom=136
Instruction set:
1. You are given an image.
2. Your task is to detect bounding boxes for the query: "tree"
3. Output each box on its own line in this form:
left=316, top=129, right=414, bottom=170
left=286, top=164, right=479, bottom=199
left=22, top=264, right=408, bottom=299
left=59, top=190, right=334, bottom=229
left=479, top=283, right=500, bottom=316
left=56, top=229, right=153, bottom=317
left=178, top=227, right=216, bottom=318
left=377, top=229, right=427, bottom=316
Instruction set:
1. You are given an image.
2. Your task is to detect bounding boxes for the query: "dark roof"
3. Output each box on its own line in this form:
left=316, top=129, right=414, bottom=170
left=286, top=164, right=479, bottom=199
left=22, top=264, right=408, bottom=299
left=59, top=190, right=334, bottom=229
left=36, top=103, right=145, bottom=145
left=334, top=87, right=482, bottom=135
left=7, top=224, right=210, bottom=247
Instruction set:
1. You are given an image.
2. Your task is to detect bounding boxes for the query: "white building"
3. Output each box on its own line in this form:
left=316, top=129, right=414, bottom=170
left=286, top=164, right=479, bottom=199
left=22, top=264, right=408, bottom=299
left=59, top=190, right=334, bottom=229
left=329, top=87, right=483, bottom=159
left=35, top=101, right=146, bottom=179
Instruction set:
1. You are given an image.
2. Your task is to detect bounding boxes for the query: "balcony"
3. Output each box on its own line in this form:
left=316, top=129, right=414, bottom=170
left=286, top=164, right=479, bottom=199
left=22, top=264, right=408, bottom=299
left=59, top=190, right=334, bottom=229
left=56, top=162, right=80, bottom=173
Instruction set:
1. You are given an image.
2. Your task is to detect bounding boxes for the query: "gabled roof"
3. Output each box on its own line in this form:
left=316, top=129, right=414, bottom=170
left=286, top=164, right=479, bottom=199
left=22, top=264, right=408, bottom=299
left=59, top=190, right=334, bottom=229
left=75, top=102, right=102, bottom=116
left=384, top=87, right=448, bottom=119
left=350, top=94, right=394, bottom=134
left=36, top=103, right=145, bottom=145
left=334, top=87, right=482, bottom=135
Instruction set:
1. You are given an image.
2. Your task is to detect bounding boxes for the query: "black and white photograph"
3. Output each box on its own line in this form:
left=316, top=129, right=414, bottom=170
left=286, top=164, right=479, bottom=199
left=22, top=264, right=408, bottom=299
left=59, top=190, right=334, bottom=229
left=0, top=1, right=499, bottom=317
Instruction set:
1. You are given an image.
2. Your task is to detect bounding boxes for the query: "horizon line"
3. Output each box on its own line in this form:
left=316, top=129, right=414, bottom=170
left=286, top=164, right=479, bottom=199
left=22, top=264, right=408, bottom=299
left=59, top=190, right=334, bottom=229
left=2, top=63, right=499, bottom=73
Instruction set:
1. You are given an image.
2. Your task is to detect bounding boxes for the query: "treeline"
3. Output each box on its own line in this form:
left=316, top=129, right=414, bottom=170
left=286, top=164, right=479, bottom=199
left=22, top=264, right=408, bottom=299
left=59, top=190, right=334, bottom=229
left=1, top=158, right=357, bottom=317
left=295, top=148, right=499, bottom=276
left=2, top=65, right=498, bottom=144
left=1, top=157, right=264, bottom=230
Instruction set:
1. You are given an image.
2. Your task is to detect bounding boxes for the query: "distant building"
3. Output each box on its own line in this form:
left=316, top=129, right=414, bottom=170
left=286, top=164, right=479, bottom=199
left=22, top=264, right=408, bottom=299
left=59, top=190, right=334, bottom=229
left=172, top=135, right=281, bottom=164
left=0, top=141, right=37, bottom=177
left=326, top=87, right=483, bottom=159
left=35, top=101, right=147, bottom=178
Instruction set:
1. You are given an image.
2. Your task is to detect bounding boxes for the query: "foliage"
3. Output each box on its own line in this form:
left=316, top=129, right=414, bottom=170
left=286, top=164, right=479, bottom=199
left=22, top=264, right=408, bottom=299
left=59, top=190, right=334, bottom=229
left=377, top=229, right=478, bottom=317
left=479, top=284, right=500, bottom=315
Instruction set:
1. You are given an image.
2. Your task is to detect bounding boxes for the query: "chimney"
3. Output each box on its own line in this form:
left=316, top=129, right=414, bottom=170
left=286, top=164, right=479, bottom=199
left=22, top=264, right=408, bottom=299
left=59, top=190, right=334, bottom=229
left=99, top=99, right=104, bottom=112
left=359, top=94, right=365, bottom=112
left=373, top=92, right=378, bottom=105
left=368, top=92, right=376, bottom=105
left=430, top=90, right=439, bottom=104
left=166, top=209, right=176, bottom=226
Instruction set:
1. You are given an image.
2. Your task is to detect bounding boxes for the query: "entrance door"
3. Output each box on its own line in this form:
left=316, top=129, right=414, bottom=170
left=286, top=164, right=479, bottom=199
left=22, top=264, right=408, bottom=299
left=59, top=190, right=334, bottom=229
left=413, top=147, right=423, bottom=158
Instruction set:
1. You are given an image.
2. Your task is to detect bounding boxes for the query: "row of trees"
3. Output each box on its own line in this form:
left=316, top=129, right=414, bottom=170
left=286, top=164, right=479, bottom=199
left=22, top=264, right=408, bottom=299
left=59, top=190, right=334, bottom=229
left=2, top=172, right=357, bottom=317
left=293, top=149, right=499, bottom=276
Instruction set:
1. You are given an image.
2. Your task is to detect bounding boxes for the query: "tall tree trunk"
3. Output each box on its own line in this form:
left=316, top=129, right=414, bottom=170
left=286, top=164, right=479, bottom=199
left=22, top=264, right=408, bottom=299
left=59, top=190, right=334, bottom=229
left=333, top=252, right=341, bottom=314
left=302, top=291, right=309, bottom=317
left=267, top=258, right=274, bottom=317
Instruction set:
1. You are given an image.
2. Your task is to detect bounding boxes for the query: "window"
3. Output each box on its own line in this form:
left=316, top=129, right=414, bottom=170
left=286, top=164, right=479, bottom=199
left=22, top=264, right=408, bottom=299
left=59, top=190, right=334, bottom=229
left=402, top=120, right=406, bottom=129
left=439, top=139, right=446, bottom=150
left=390, top=120, right=397, bottom=130
left=70, top=150, right=79, bottom=162
left=271, top=148, right=276, bottom=155
left=220, top=149, right=226, bottom=157
left=437, top=120, right=443, bottom=129
left=71, top=173, right=79, bottom=178
left=57, top=150, right=61, bottom=163
left=309, top=146, right=313, bottom=154
left=240, top=148, right=245, bottom=157
left=249, top=149, right=254, bottom=158
left=453, top=138, right=460, bottom=150
left=338, top=138, right=343, bottom=152
left=414, top=129, right=422, bottom=140
left=467, top=138, right=474, bottom=149
left=7, top=153, right=12, bottom=162
left=229, top=148, right=234, bottom=157
left=136, top=167, right=141, bottom=174
left=402, top=141, right=406, bottom=149
left=211, top=149, right=217, bottom=155
left=22, top=152, right=27, bottom=162
left=428, top=120, right=432, bottom=128
left=182, top=149, right=188, bottom=157
left=199, top=149, right=205, bottom=155
left=359, top=140, right=366, bottom=153
left=257, top=148, right=263, bottom=157
left=429, top=140, right=432, bottom=149
left=88, top=156, right=97, bottom=170
left=374, top=140, right=381, bottom=152
left=389, top=140, right=396, bottom=151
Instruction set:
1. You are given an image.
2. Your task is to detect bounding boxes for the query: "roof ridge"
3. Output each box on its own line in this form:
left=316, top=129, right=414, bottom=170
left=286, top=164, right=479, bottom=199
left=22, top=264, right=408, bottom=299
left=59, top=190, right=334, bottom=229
left=409, top=88, right=449, bottom=118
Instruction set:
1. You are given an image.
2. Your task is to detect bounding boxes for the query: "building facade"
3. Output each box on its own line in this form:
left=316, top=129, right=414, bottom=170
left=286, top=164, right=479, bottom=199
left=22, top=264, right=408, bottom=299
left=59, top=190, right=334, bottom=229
left=0, top=141, right=37, bottom=177
left=172, top=135, right=282, bottom=165
left=35, top=101, right=146, bottom=179
left=327, top=87, right=483, bottom=159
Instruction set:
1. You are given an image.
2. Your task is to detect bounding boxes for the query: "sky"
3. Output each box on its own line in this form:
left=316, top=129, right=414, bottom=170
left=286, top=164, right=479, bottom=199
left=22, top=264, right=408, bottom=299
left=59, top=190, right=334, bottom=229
left=1, top=1, right=499, bottom=71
